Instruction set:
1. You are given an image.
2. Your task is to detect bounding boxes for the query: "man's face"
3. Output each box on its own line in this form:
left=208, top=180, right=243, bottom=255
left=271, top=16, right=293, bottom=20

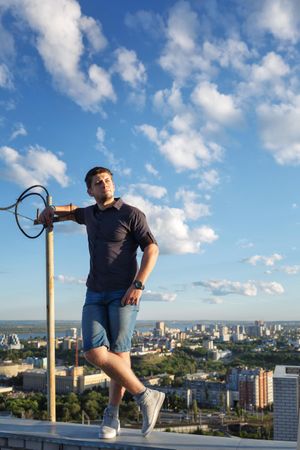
left=88, top=172, right=115, bottom=203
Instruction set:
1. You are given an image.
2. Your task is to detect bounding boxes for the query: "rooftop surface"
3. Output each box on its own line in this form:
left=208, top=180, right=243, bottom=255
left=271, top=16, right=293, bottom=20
left=0, top=417, right=297, bottom=450
left=274, top=365, right=300, bottom=379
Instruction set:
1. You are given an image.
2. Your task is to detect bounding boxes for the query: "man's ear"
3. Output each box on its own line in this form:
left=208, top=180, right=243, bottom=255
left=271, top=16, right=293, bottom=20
left=87, top=188, right=93, bottom=197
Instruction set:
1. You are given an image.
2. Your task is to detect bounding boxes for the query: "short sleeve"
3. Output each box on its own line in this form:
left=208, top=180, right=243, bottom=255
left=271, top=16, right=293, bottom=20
left=74, top=207, right=86, bottom=225
left=130, top=208, right=158, bottom=251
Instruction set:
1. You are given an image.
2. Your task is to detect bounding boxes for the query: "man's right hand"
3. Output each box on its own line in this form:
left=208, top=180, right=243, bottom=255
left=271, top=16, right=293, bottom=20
left=37, top=206, right=55, bottom=228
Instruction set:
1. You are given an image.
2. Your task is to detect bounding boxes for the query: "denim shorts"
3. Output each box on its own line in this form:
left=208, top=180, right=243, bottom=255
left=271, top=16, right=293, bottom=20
left=82, top=289, right=139, bottom=353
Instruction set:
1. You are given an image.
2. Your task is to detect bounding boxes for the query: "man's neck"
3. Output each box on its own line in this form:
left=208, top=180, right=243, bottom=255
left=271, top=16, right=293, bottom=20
left=97, top=199, right=115, bottom=211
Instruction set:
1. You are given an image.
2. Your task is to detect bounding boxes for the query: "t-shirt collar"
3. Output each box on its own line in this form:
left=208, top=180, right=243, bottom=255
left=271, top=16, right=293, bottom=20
left=113, top=198, right=123, bottom=210
left=95, top=197, right=123, bottom=212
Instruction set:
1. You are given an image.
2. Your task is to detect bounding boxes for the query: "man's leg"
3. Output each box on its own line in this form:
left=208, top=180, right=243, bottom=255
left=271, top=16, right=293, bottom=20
left=85, top=347, right=165, bottom=437
left=95, top=352, right=130, bottom=439
left=85, top=290, right=165, bottom=437
left=85, top=346, right=144, bottom=395
left=85, top=290, right=145, bottom=396
left=108, top=351, right=130, bottom=406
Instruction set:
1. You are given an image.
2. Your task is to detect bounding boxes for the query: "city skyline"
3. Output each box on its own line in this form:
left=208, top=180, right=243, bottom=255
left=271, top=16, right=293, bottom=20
left=1, top=0, right=300, bottom=321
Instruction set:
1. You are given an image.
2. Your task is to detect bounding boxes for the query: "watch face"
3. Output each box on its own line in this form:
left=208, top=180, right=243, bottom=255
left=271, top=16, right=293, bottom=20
left=134, top=280, right=144, bottom=290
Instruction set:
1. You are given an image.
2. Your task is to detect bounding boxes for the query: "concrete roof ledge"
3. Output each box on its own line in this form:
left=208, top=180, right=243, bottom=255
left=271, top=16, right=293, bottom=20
left=0, top=418, right=297, bottom=450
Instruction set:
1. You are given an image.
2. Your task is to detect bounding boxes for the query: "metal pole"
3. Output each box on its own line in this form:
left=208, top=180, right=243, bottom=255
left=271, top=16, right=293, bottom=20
left=297, top=412, right=300, bottom=450
left=46, top=195, right=56, bottom=422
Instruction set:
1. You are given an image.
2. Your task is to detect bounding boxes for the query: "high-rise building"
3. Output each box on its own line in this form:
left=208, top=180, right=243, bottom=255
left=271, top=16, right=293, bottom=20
left=227, top=367, right=273, bottom=409
left=247, top=321, right=265, bottom=337
left=221, top=333, right=230, bottom=342
left=155, top=321, right=165, bottom=336
left=239, top=368, right=273, bottom=409
left=231, top=333, right=244, bottom=342
left=273, top=365, right=300, bottom=441
left=234, top=324, right=244, bottom=334
left=203, top=339, right=214, bottom=350
left=66, top=328, right=77, bottom=339
left=0, top=334, right=23, bottom=350
left=185, top=378, right=228, bottom=409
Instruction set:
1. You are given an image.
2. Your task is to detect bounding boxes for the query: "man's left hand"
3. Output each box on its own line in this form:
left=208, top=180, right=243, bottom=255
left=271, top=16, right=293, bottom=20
left=121, top=286, right=143, bottom=306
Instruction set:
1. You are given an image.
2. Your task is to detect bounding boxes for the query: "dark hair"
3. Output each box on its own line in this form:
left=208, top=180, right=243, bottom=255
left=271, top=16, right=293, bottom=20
left=84, top=166, right=113, bottom=188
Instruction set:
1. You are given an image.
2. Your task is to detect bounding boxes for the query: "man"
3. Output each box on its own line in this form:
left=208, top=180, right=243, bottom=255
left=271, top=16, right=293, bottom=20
left=38, top=166, right=165, bottom=439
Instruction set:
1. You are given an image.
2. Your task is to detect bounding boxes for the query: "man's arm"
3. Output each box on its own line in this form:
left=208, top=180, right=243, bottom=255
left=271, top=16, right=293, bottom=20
left=121, top=243, right=159, bottom=306
left=37, top=204, right=78, bottom=228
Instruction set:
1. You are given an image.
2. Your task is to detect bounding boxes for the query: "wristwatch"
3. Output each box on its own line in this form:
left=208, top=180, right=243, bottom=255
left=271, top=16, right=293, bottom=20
left=133, top=280, right=145, bottom=290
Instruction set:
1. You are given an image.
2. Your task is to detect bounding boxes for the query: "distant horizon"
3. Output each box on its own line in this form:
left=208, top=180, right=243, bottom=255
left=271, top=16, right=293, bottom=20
left=0, top=319, right=297, bottom=324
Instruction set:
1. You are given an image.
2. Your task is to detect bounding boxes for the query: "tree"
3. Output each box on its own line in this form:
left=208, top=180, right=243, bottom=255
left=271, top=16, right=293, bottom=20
left=192, top=399, right=198, bottom=422
left=120, top=401, right=139, bottom=423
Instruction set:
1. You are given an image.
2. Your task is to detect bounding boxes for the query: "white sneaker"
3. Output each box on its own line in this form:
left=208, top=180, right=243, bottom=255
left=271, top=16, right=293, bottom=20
left=98, top=408, right=120, bottom=439
left=138, top=388, right=165, bottom=437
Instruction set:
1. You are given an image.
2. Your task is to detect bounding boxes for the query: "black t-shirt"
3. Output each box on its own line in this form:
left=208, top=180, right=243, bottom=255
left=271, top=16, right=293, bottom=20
left=74, top=198, right=157, bottom=292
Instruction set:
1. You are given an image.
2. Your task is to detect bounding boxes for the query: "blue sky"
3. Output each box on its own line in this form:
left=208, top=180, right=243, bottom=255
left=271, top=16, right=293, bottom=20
left=1, top=0, right=300, bottom=321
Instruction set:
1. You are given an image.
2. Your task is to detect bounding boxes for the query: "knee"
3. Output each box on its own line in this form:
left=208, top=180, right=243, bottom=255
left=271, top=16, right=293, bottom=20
left=84, top=347, right=108, bottom=368
left=113, top=351, right=131, bottom=367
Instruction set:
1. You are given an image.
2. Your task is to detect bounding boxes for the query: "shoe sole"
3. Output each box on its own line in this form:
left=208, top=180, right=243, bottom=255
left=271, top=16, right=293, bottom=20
left=142, top=392, right=165, bottom=437
left=99, top=425, right=120, bottom=439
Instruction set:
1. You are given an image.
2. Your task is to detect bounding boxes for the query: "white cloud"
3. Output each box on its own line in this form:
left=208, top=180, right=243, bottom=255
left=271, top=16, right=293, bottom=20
left=55, top=274, right=86, bottom=285
left=194, top=279, right=284, bottom=296
left=162, top=130, right=221, bottom=171
left=79, top=16, right=107, bottom=53
left=170, top=112, right=196, bottom=133
left=136, top=120, right=223, bottom=172
left=96, top=127, right=131, bottom=176
left=202, top=38, right=252, bottom=74
left=165, top=1, right=198, bottom=52
left=266, top=264, right=300, bottom=276
left=96, top=126, right=105, bottom=145
left=192, top=81, right=242, bottom=126
left=143, top=290, right=176, bottom=302
left=159, top=1, right=208, bottom=82
left=175, top=188, right=210, bottom=220
left=0, top=19, right=15, bottom=60
left=202, top=297, right=224, bottom=305
left=10, top=123, right=27, bottom=141
left=111, top=38, right=148, bottom=110
left=123, top=193, right=218, bottom=255
left=129, top=183, right=167, bottom=199
left=243, top=253, right=283, bottom=267
left=236, top=239, right=254, bottom=249
left=257, top=101, right=300, bottom=166
left=251, top=52, right=290, bottom=83
left=137, top=124, right=159, bottom=144
left=153, top=83, right=184, bottom=116
left=197, top=169, right=220, bottom=191
left=113, top=47, right=146, bottom=88
left=125, top=10, right=165, bottom=39
left=145, top=163, right=159, bottom=177
left=127, top=90, right=146, bottom=109
left=0, top=145, right=69, bottom=188
left=254, top=0, right=300, bottom=43
left=4, top=0, right=115, bottom=111
left=239, top=52, right=291, bottom=101
left=195, top=279, right=258, bottom=297
left=0, top=63, right=14, bottom=89
left=159, top=6, right=253, bottom=84
left=281, top=265, right=300, bottom=275
left=256, top=281, right=284, bottom=295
